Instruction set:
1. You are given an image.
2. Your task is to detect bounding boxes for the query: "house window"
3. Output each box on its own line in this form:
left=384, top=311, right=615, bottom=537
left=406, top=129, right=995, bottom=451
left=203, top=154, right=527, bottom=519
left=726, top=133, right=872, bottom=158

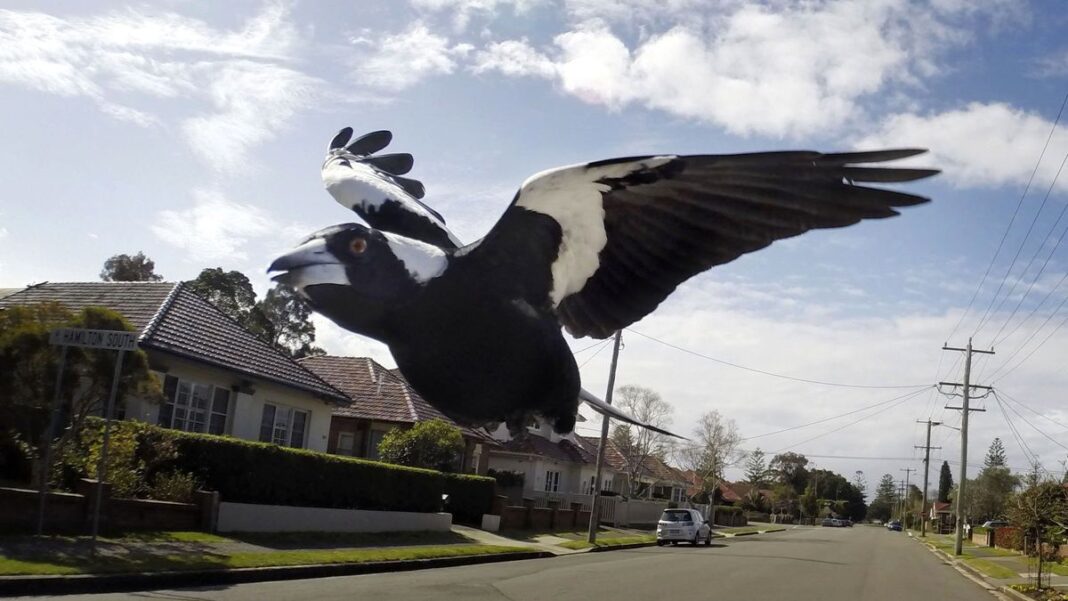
left=582, top=475, right=595, bottom=495
left=544, top=470, right=560, bottom=492
left=259, top=403, right=309, bottom=448
left=367, top=429, right=389, bottom=460
left=158, top=375, right=230, bottom=435
left=337, top=432, right=355, bottom=456
left=602, top=476, right=613, bottom=492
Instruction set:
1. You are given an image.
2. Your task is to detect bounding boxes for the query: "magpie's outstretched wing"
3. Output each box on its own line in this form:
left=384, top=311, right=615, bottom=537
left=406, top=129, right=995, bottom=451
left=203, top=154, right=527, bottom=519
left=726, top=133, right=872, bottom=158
left=322, top=127, right=462, bottom=249
left=466, top=149, right=938, bottom=338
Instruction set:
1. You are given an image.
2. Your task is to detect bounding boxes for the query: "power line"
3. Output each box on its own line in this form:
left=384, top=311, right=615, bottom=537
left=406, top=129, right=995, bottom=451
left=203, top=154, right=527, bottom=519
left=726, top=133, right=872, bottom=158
left=573, top=339, right=610, bottom=355
left=993, top=392, right=1041, bottom=467
left=626, top=328, right=929, bottom=389
left=989, top=305, right=1068, bottom=383
left=947, top=91, right=1068, bottom=342
left=996, top=390, right=1068, bottom=453
left=741, top=387, right=934, bottom=442
left=994, top=388, right=1068, bottom=431
left=770, top=388, right=928, bottom=454
left=961, top=91, right=1068, bottom=341
left=577, top=338, right=613, bottom=368
left=983, top=149, right=1068, bottom=343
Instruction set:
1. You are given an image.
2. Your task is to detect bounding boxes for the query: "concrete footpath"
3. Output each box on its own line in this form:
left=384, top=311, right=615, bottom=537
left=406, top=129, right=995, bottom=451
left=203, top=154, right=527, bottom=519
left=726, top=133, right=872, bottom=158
left=908, top=531, right=1068, bottom=596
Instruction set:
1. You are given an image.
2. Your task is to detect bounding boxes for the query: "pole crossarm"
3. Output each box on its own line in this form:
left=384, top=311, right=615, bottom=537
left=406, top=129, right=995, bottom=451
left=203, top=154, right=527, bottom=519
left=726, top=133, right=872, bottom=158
left=938, top=382, right=993, bottom=390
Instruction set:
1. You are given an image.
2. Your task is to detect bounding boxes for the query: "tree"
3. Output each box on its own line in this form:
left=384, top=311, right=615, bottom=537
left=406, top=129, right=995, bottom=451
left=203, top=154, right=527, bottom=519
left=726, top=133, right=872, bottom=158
left=186, top=270, right=326, bottom=358
left=800, top=485, right=819, bottom=517
left=100, top=251, right=163, bottom=282
left=186, top=268, right=265, bottom=334
left=867, top=474, right=898, bottom=522
left=1008, top=480, right=1068, bottom=589
left=984, top=437, right=1007, bottom=469
left=257, top=285, right=325, bottom=358
left=770, top=452, right=810, bottom=495
left=672, top=408, right=739, bottom=503
left=612, top=385, right=673, bottom=496
left=938, top=461, right=953, bottom=503
left=744, top=447, right=770, bottom=488
left=377, top=419, right=464, bottom=472
left=0, top=303, right=161, bottom=485
left=853, top=470, right=868, bottom=501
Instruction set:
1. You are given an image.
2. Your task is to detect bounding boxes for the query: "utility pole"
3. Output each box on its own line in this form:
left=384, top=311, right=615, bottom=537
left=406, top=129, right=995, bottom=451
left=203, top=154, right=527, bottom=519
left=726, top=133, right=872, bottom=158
left=941, top=337, right=994, bottom=555
left=897, top=480, right=906, bottom=521
left=587, top=331, right=623, bottom=544
left=900, top=468, right=916, bottom=529
left=915, top=420, right=942, bottom=537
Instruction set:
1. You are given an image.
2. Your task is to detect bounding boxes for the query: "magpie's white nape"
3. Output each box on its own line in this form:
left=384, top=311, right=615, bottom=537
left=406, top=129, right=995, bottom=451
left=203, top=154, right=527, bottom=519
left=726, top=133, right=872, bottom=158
left=273, top=132, right=939, bottom=437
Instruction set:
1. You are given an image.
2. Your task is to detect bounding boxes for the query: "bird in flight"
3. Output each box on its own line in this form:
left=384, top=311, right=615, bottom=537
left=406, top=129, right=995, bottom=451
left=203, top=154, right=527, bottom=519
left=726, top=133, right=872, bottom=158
left=270, top=128, right=938, bottom=437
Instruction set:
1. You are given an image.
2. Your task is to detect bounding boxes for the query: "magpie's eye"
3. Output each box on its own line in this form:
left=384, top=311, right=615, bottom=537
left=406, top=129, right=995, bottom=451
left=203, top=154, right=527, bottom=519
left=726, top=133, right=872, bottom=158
left=349, top=238, right=368, bottom=255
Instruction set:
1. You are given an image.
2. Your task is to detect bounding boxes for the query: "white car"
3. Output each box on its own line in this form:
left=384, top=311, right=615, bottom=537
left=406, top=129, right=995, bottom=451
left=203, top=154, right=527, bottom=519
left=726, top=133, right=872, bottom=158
left=656, top=508, right=712, bottom=546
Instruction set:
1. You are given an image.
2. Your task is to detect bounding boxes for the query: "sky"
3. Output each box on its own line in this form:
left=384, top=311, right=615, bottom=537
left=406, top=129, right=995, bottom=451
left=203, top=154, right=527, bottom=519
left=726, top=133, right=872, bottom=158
left=2, top=0, right=1068, bottom=493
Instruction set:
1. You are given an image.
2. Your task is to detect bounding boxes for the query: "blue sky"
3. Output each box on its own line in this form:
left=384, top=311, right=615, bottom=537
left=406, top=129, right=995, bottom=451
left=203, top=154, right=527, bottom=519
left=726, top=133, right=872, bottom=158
left=2, top=0, right=1067, bottom=487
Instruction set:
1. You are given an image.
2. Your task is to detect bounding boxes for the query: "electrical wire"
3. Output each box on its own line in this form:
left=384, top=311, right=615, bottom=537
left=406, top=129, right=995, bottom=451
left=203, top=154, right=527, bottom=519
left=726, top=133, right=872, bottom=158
left=989, top=305, right=1068, bottom=383
left=577, top=338, right=613, bottom=369
left=951, top=90, right=1068, bottom=340
left=626, top=328, right=929, bottom=390
left=996, top=390, right=1068, bottom=453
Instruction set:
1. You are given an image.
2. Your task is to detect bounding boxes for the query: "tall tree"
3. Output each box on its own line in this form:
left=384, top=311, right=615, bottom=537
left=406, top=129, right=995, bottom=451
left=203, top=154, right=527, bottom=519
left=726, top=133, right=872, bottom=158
left=673, top=409, right=740, bottom=505
left=984, top=437, right=1007, bottom=468
left=770, top=452, right=810, bottom=494
left=938, top=460, right=953, bottom=503
left=744, top=447, right=770, bottom=487
left=186, top=268, right=264, bottom=333
left=853, top=470, right=868, bottom=501
left=257, top=285, right=325, bottom=358
left=867, top=473, right=898, bottom=522
left=611, top=385, right=673, bottom=496
left=100, top=251, right=163, bottom=282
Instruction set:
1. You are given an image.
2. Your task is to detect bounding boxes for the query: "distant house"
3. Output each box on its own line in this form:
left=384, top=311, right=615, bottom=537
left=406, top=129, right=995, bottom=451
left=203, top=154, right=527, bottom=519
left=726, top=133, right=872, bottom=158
left=575, top=436, right=688, bottom=502
left=0, top=282, right=349, bottom=452
left=299, top=355, right=498, bottom=471
left=929, top=501, right=954, bottom=533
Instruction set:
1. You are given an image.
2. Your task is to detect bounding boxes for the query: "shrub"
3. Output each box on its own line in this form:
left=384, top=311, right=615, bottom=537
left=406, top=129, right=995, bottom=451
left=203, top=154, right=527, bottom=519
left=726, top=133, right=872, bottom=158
left=745, top=511, right=771, bottom=522
left=487, top=469, right=525, bottom=489
left=714, top=505, right=742, bottom=516
left=149, top=470, right=201, bottom=503
left=378, top=420, right=465, bottom=472
left=443, top=473, right=495, bottom=524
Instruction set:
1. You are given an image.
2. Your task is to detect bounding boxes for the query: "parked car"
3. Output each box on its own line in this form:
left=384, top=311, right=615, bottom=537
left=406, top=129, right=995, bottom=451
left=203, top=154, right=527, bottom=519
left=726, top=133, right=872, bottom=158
left=886, top=520, right=903, bottom=531
left=821, top=518, right=836, bottom=527
left=981, top=520, right=1009, bottom=529
left=840, top=519, right=853, bottom=527
left=656, top=508, right=712, bottom=546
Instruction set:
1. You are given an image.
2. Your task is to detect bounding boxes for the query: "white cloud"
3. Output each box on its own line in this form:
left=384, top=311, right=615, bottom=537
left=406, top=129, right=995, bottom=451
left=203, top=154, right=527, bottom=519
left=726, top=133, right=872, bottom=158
left=472, top=2, right=924, bottom=138
left=0, top=3, right=317, bottom=172
left=857, top=102, right=1068, bottom=192
left=352, top=24, right=469, bottom=91
left=410, top=0, right=544, bottom=31
left=1034, top=48, right=1068, bottom=77
left=182, top=62, right=318, bottom=174
left=151, top=188, right=277, bottom=262
left=0, top=226, right=7, bottom=240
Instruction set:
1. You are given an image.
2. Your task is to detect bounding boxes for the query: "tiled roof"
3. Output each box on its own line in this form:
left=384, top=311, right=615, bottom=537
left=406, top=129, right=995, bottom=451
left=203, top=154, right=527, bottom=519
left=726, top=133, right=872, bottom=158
left=576, top=436, right=686, bottom=484
left=498, top=435, right=590, bottom=464
left=299, top=355, right=496, bottom=444
left=0, top=282, right=347, bottom=403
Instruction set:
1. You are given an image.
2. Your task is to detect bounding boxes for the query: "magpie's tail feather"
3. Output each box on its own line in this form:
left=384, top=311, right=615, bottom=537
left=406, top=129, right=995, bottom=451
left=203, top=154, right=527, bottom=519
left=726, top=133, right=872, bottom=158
left=579, top=388, right=688, bottom=440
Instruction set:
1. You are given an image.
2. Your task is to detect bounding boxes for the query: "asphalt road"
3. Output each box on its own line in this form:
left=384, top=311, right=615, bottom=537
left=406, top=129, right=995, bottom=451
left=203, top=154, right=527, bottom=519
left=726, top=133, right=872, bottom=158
left=18, top=526, right=995, bottom=601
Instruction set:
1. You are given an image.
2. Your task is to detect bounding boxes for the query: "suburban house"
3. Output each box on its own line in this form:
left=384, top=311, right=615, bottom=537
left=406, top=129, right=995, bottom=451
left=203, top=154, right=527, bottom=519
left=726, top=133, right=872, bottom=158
left=929, top=501, right=954, bottom=533
left=577, top=436, right=689, bottom=502
left=0, top=282, right=349, bottom=452
left=298, top=355, right=498, bottom=471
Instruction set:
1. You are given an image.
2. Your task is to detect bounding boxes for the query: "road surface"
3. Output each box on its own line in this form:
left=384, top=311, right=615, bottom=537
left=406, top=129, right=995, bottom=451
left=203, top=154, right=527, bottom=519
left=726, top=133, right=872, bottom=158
left=17, top=526, right=995, bottom=601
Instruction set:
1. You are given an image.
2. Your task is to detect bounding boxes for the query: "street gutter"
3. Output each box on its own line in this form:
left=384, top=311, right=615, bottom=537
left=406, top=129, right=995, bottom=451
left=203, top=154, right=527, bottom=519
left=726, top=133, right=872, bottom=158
left=0, top=550, right=552, bottom=597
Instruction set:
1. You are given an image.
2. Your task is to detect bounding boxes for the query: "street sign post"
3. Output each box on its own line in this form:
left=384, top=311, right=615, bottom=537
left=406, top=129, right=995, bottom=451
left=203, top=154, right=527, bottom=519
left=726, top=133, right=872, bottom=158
left=41, top=328, right=137, bottom=549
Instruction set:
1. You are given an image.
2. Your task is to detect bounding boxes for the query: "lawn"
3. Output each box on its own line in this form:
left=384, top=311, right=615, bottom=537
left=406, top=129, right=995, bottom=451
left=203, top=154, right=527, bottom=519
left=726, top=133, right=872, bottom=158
left=557, top=534, right=656, bottom=550
left=0, top=544, right=532, bottom=576
left=963, top=558, right=1019, bottom=579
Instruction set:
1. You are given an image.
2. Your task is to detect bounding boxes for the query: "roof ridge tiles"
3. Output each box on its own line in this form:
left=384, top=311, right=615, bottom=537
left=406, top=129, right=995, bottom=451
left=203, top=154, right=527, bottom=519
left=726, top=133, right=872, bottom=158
left=140, top=282, right=182, bottom=341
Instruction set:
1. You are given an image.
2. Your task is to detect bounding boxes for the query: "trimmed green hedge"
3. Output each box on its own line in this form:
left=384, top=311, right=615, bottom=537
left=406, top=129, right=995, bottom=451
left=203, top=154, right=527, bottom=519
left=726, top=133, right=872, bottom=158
left=443, top=473, right=495, bottom=524
left=72, top=419, right=487, bottom=514
left=714, top=505, right=743, bottom=516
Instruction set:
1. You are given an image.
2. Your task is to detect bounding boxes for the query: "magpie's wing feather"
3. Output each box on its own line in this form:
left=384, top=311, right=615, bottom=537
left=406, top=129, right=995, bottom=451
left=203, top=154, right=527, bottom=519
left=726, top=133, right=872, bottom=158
left=579, top=389, right=687, bottom=439
left=321, top=128, right=461, bottom=249
left=469, top=149, right=937, bottom=338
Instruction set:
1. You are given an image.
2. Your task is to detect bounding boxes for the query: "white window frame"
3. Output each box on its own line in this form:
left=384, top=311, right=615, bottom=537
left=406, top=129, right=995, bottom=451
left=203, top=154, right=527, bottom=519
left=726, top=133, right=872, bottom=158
left=337, top=432, right=355, bottom=456
left=159, top=376, right=230, bottom=435
left=259, top=403, right=309, bottom=448
left=544, top=470, right=560, bottom=492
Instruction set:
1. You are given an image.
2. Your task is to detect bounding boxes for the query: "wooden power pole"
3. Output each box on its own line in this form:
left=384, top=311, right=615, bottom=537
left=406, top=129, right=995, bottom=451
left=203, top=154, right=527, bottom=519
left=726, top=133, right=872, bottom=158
left=915, top=419, right=941, bottom=537
left=587, top=331, right=623, bottom=544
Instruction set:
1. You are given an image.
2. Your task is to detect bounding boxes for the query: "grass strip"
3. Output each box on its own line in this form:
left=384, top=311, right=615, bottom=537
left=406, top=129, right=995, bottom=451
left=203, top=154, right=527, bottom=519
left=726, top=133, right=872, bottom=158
left=963, top=558, right=1019, bottom=579
left=0, top=544, right=530, bottom=576
left=558, top=535, right=656, bottom=550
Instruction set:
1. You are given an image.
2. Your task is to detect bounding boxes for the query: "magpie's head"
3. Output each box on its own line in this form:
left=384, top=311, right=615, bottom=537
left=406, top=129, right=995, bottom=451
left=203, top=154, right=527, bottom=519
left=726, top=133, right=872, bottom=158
left=268, top=223, right=444, bottom=341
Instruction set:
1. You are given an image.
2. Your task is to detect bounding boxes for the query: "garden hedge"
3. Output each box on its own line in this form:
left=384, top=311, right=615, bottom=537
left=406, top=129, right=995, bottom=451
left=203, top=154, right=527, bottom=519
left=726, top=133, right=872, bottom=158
left=443, top=473, right=495, bottom=524
left=74, top=419, right=497, bottom=516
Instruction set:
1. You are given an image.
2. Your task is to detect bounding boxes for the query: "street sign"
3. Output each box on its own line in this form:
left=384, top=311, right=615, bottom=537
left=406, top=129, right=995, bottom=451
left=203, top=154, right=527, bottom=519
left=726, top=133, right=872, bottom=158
left=49, top=328, right=138, bottom=351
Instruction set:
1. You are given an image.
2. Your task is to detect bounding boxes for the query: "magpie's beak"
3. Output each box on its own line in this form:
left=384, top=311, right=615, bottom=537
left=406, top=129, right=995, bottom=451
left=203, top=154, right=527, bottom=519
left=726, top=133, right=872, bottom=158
left=268, top=238, right=341, bottom=285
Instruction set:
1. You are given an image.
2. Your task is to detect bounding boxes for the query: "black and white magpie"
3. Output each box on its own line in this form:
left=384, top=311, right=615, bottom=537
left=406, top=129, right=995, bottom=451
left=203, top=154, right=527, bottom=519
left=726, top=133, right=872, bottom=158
left=270, top=129, right=938, bottom=437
